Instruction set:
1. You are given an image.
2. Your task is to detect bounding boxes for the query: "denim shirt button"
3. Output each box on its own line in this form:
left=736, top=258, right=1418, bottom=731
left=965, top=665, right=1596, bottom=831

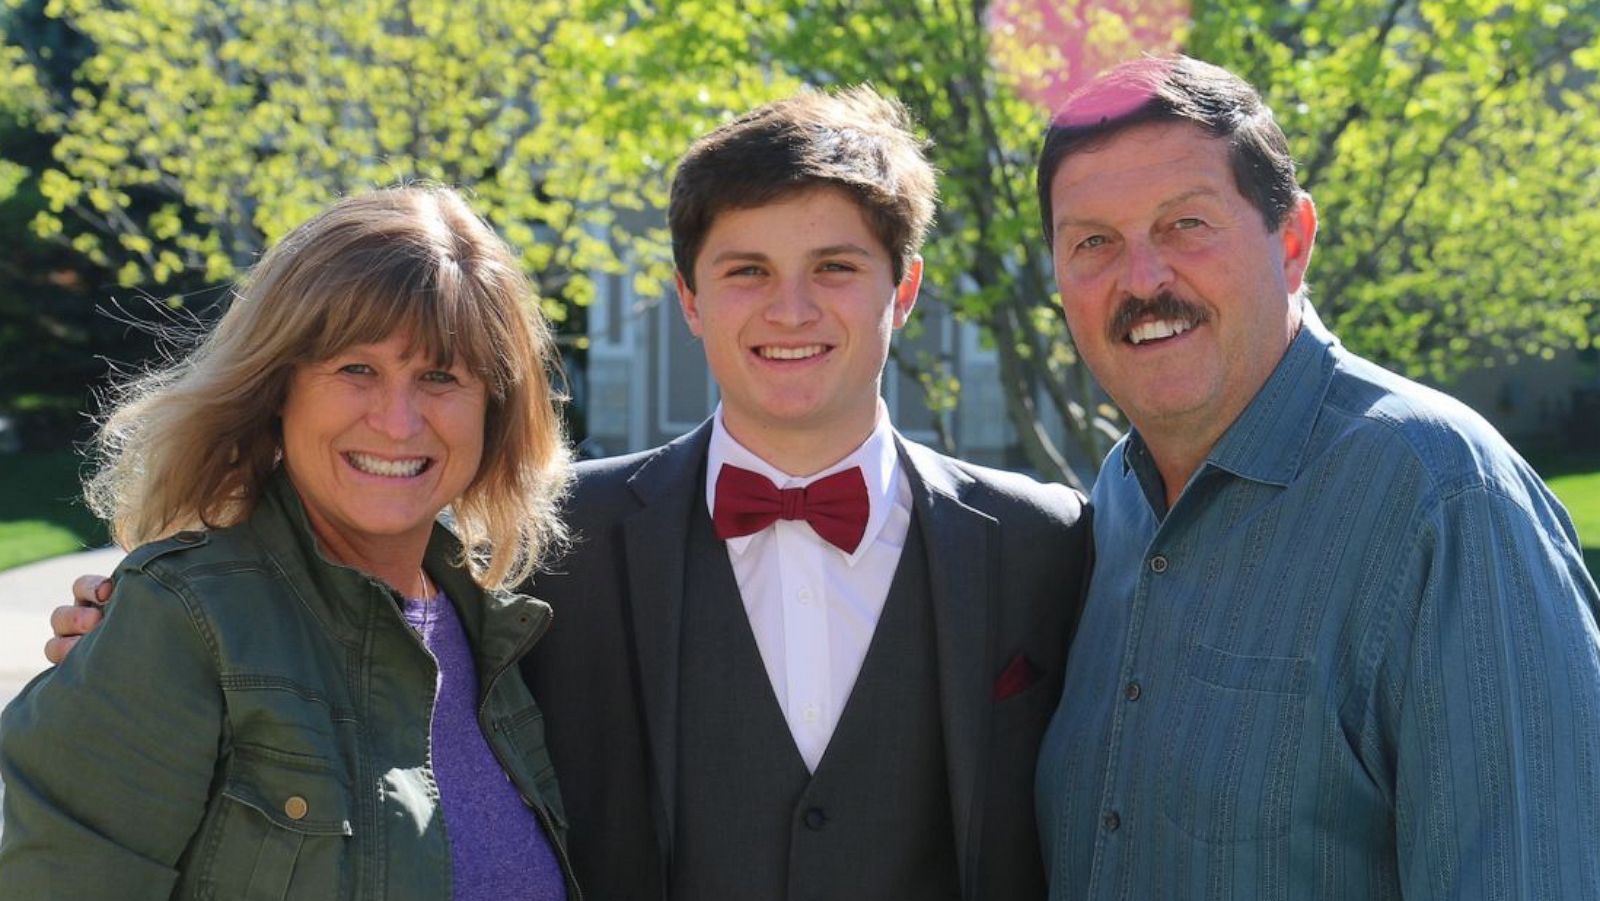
left=1149, top=555, right=1168, bottom=573
left=1103, top=810, right=1121, bottom=832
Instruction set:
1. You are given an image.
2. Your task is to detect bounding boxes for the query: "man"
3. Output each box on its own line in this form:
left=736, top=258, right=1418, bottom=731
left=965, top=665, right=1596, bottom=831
left=1033, top=55, right=1600, bottom=899
left=49, top=87, right=1091, bottom=899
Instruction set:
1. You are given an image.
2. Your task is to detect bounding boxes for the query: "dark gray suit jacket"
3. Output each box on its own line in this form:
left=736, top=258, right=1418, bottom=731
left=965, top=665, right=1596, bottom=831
left=522, top=420, right=1092, bottom=900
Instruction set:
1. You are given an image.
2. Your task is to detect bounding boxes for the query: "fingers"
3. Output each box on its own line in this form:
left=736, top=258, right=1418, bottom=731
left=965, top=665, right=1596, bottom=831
left=43, top=634, right=82, bottom=666
left=45, top=602, right=103, bottom=665
left=51, top=602, right=103, bottom=638
left=72, top=574, right=112, bottom=606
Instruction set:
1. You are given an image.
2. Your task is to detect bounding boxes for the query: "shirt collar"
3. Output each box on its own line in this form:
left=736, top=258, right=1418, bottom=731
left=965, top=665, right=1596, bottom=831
left=1123, top=302, right=1340, bottom=489
left=705, top=401, right=903, bottom=565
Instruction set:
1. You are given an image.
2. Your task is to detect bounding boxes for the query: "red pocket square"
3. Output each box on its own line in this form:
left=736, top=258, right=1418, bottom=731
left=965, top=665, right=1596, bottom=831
left=993, top=652, right=1043, bottom=701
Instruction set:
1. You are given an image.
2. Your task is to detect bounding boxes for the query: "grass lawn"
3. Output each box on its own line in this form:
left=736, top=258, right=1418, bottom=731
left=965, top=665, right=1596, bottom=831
left=0, top=450, right=108, bottom=572
left=1543, top=467, right=1600, bottom=583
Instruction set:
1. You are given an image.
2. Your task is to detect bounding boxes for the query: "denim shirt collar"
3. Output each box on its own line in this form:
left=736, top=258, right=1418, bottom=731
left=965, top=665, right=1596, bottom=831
left=1123, top=303, right=1340, bottom=492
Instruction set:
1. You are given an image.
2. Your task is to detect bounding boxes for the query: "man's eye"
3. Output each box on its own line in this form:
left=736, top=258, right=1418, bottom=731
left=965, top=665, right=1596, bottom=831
left=819, top=261, right=857, bottom=272
left=1173, top=217, right=1205, bottom=230
left=727, top=265, right=764, bottom=277
left=1078, top=234, right=1108, bottom=250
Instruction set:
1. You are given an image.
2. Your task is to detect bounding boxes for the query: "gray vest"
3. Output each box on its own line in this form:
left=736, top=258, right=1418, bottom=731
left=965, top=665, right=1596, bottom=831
left=672, top=498, right=961, bottom=900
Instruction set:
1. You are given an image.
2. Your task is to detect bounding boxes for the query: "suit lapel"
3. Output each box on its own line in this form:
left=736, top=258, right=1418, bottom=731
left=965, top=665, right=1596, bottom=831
left=621, top=420, right=715, bottom=861
left=898, top=437, right=997, bottom=896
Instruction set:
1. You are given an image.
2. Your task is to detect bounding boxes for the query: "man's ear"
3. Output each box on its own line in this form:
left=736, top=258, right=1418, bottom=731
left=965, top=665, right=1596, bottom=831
left=675, top=270, right=703, bottom=337
left=1280, top=194, right=1317, bottom=295
left=892, top=255, right=923, bottom=329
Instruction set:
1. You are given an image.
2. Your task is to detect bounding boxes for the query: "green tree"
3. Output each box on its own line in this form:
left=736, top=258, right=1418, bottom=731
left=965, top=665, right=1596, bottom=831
left=9, top=0, right=785, bottom=327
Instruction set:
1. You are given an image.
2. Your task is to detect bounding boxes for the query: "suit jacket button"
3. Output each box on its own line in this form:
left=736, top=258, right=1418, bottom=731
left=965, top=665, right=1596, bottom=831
left=804, top=807, right=827, bottom=830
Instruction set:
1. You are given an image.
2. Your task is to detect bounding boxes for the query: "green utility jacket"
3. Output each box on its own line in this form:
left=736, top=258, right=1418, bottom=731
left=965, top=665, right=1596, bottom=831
left=0, top=473, right=579, bottom=900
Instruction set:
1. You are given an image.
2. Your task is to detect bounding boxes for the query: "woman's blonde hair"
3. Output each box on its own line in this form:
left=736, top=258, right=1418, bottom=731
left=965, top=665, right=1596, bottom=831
left=86, top=185, right=571, bottom=590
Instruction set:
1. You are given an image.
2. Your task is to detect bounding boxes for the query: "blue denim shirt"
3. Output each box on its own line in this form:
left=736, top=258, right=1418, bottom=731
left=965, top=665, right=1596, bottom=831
left=1036, top=307, right=1600, bottom=900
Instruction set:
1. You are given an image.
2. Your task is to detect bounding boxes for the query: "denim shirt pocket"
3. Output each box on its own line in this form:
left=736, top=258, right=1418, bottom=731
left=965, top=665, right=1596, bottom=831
left=1157, top=643, right=1312, bottom=844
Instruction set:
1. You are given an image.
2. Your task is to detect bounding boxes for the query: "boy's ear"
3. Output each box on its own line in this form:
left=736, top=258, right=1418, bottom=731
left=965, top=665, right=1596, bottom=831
left=892, top=255, right=923, bottom=329
left=675, top=271, right=703, bottom=337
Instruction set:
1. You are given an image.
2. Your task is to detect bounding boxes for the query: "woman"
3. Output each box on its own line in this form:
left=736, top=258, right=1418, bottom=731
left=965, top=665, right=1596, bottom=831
left=0, top=186, right=578, bottom=900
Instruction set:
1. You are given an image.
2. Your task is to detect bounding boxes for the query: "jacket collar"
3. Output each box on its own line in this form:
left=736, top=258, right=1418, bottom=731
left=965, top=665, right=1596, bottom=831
left=247, top=470, right=551, bottom=679
left=897, top=437, right=995, bottom=896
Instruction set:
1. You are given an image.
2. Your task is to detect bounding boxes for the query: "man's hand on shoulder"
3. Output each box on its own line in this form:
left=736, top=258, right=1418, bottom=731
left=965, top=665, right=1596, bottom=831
left=44, top=574, right=113, bottom=664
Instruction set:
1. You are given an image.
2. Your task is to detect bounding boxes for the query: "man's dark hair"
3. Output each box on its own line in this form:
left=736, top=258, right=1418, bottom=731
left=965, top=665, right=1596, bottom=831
left=669, top=85, right=937, bottom=290
left=1036, top=56, right=1301, bottom=244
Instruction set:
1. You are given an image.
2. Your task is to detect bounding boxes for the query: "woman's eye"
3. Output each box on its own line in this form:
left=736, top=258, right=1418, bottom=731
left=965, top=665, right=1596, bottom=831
left=338, top=362, right=374, bottom=375
left=421, top=370, right=459, bottom=385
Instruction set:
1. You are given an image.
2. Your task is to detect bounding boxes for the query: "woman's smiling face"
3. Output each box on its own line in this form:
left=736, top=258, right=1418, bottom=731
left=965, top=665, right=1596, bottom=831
left=280, top=330, right=487, bottom=568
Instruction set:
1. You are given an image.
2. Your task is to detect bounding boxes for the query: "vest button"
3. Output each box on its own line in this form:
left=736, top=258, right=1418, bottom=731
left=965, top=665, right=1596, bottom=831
left=804, top=807, right=828, bottom=830
left=284, top=796, right=309, bottom=820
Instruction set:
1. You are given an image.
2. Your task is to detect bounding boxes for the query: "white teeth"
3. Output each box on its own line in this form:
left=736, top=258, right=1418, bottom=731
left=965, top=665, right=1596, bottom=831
left=346, top=452, right=427, bottom=478
left=758, top=344, right=826, bottom=360
left=1128, top=319, right=1193, bottom=345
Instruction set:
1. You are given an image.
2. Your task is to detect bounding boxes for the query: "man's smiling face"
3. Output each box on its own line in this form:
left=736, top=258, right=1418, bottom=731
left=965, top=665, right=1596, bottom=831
left=678, top=185, right=920, bottom=455
left=1049, top=120, right=1315, bottom=445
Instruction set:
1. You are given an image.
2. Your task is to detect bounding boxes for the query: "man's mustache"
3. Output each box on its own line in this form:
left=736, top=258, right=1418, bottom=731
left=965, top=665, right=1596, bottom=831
left=1107, top=293, right=1210, bottom=342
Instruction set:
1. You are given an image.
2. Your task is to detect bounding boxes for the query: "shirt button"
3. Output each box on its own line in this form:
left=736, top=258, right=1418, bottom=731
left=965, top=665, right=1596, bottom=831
left=797, top=587, right=814, bottom=606
left=801, top=703, right=820, bottom=724
left=804, top=807, right=828, bottom=830
left=1124, top=681, right=1142, bottom=702
left=1103, top=810, right=1121, bottom=832
left=284, top=796, right=309, bottom=820
left=1149, top=554, right=1168, bottom=573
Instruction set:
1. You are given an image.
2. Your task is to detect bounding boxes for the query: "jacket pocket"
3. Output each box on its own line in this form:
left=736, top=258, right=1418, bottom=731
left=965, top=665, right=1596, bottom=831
left=197, top=747, right=353, bottom=900
left=1157, top=643, right=1311, bottom=844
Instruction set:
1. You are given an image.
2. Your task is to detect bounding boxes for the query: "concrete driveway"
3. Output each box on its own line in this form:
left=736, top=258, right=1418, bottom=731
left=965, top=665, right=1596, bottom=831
left=0, top=545, right=125, bottom=836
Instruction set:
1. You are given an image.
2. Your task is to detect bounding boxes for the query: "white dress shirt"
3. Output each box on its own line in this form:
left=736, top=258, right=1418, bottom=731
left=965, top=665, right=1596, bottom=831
left=705, top=404, right=912, bottom=772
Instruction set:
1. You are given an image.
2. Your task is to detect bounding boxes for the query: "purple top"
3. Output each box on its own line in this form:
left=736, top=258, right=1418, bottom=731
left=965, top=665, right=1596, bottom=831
left=400, top=591, right=566, bottom=901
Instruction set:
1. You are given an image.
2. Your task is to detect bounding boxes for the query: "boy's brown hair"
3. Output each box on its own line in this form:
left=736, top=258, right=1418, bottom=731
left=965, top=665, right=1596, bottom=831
left=669, top=85, right=937, bottom=290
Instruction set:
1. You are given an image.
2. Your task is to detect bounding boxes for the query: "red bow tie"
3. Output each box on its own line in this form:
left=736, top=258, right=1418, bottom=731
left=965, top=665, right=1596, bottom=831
left=712, top=464, right=871, bottom=554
